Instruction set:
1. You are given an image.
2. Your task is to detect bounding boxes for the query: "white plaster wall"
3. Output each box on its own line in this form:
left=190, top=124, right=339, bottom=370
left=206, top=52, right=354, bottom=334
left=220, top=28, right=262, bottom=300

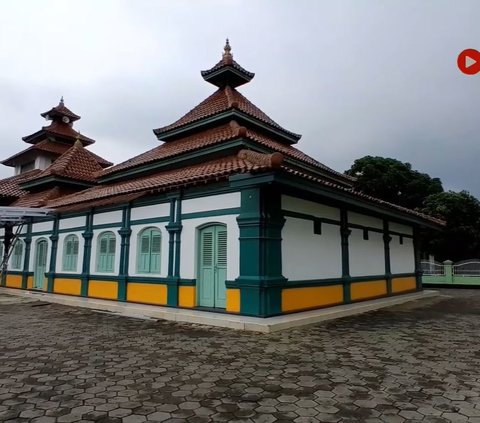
left=282, top=217, right=342, bottom=280
left=131, top=203, right=170, bottom=221
left=282, top=195, right=340, bottom=220
left=389, top=221, right=413, bottom=236
left=35, top=155, right=52, bottom=170
left=28, top=236, right=51, bottom=272
left=128, top=223, right=169, bottom=277
left=93, top=211, right=123, bottom=226
left=56, top=231, right=84, bottom=274
left=390, top=235, right=415, bottom=274
left=348, top=212, right=383, bottom=229
left=90, top=229, right=121, bottom=275
left=32, top=221, right=53, bottom=233
left=182, top=192, right=240, bottom=214
left=180, top=214, right=239, bottom=280
left=349, top=229, right=385, bottom=276
left=0, top=228, right=4, bottom=236
left=59, top=216, right=86, bottom=230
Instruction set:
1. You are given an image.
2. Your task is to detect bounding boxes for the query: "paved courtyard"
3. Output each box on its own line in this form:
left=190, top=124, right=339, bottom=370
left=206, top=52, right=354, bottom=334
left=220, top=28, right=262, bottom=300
left=0, top=289, right=479, bottom=423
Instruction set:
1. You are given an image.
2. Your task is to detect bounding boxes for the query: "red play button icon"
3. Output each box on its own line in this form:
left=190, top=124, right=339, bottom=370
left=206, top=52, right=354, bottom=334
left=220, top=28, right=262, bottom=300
left=457, top=49, right=480, bottom=75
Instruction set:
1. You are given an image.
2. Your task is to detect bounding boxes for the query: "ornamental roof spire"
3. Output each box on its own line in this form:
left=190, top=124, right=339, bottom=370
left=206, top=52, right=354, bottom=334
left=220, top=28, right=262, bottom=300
left=201, top=39, right=254, bottom=88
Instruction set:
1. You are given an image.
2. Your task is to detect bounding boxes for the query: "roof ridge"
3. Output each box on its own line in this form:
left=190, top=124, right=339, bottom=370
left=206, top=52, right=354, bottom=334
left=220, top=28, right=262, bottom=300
left=238, top=149, right=283, bottom=168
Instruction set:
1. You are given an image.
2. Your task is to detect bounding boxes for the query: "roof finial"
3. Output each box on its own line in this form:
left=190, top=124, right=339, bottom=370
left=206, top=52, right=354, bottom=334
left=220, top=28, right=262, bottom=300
left=59, top=96, right=64, bottom=106
left=222, top=38, right=233, bottom=64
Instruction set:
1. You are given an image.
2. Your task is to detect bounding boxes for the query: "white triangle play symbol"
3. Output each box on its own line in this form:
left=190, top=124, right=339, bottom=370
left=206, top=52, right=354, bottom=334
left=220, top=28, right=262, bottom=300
left=466, top=56, right=477, bottom=68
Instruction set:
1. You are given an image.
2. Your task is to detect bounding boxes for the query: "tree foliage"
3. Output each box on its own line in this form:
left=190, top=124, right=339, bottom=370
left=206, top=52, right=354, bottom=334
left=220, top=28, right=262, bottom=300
left=345, top=156, right=480, bottom=260
left=420, top=191, right=480, bottom=261
left=345, top=156, right=443, bottom=210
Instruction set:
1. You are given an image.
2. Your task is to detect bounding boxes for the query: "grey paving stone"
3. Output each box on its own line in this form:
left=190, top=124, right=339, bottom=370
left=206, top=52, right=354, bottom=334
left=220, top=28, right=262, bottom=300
left=0, top=289, right=479, bottom=423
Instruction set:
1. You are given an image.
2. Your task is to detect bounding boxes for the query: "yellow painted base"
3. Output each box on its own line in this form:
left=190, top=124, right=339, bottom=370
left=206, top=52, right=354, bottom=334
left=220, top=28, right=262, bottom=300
left=88, top=280, right=118, bottom=300
left=127, top=283, right=167, bottom=305
left=5, top=275, right=22, bottom=288
left=54, top=279, right=82, bottom=296
left=226, top=289, right=240, bottom=313
left=351, top=280, right=387, bottom=301
left=178, top=286, right=196, bottom=308
left=27, top=276, right=33, bottom=289
left=392, top=277, right=416, bottom=293
left=282, top=284, right=343, bottom=312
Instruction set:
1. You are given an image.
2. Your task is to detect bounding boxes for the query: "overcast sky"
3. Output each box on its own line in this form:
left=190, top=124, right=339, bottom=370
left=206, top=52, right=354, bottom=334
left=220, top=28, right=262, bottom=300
left=1, top=1, right=479, bottom=196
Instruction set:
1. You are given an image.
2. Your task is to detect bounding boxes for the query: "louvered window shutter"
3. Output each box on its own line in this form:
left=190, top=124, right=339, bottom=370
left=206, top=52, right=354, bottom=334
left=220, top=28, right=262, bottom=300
left=202, top=232, right=213, bottom=266
left=217, top=230, right=227, bottom=268
left=150, top=232, right=161, bottom=273
left=138, top=233, right=151, bottom=273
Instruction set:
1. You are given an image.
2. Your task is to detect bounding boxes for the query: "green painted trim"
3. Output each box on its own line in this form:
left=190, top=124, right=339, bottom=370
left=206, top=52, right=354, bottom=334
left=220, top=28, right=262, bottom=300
left=99, top=138, right=245, bottom=183
left=155, top=109, right=299, bottom=144
left=86, top=276, right=119, bottom=282
left=235, top=186, right=286, bottom=317
left=273, top=174, right=442, bottom=230
left=92, top=222, right=123, bottom=230
left=340, top=208, right=351, bottom=303
left=383, top=220, right=392, bottom=295
left=21, top=221, right=32, bottom=289
left=47, top=218, right=60, bottom=293
left=20, top=175, right=94, bottom=190
left=413, top=228, right=422, bottom=290
left=130, top=216, right=170, bottom=226
left=181, top=207, right=241, bottom=221
left=58, top=227, right=86, bottom=234
left=165, top=195, right=183, bottom=306
left=167, top=199, right=175, bottom=279
left=117, top=205, right=132, bottom=301
left=80, top=211, right=94, bottom=297
left=29, top=230, right=53, bottom=237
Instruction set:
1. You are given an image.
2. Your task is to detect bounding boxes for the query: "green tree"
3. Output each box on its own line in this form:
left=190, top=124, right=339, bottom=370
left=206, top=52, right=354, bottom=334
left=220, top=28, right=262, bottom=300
left=421, top=191, right=480, bottom=261
left=345, top=156, right=443, bottom=209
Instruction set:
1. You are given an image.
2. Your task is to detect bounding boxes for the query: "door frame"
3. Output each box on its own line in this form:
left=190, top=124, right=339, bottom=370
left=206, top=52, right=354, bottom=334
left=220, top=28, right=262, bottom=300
left=33, top=238, right=48, bottom=290
left=196, top=222, right=227, bottom=308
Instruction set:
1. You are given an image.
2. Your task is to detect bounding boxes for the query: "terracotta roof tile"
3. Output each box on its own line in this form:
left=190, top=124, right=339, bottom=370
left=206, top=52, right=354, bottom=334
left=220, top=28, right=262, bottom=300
left=154, top=86, right=300, bottom=139
left=282, top=166, right=445, bottom=227
left=11, top=187, right=63, bottom=207
left=0, top=169, right=42, bottom=199
left=201, top=57, right=255, bottom=79
left=48, top=154, right=272, bottom=209
left=102, top=121, right=353, bottom=185
left=41, top=101, right=81, bottom=121
left=102, top=124, right=238, bottom=176
left=23, top=121, right=95, bottom=145
left=36, top=140, right=105, bottom=183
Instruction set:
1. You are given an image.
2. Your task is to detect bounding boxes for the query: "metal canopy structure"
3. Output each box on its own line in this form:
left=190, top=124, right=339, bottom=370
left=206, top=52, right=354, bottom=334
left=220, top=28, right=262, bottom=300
left=0, top=207, right=54, bottom=282
left=0, top=206, right=53, bottom=226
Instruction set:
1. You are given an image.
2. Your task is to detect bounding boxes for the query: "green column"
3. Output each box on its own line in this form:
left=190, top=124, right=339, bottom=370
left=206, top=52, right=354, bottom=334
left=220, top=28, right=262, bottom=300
left=413, top=227, right=422, bottom=290
left=21, top=221, right=33, bottom=289
left=46, top=217, right=59, bottom=292
left=340, top=209, right=352, bottom=303
left=383, top=220, right=392, bottom=295
left=80, top=211, right=93, bottom=297
left=235, top=186, right=286, bottom=317
left=117, top=205, right=132, bottom=301
left=166, top=194, right=182, bottom=306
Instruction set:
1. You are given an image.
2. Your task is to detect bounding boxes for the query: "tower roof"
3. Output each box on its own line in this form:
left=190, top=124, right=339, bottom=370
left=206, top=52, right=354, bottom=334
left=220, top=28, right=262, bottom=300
left=201, top=39, right=255, bottom=88
left=40, top=97, right=81, bottom=123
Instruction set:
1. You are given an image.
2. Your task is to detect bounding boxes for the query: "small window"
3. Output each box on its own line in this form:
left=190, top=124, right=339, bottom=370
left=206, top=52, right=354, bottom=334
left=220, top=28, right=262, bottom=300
left=96, top=232, right=116, bottom=273
left=399, top=235, right=404, bottom=245
left=363, top=229, right=369, bottom=240
left=62, top=235, right=79, bottom=271
left=137, top=228, right=161, bottom=274
left=313, top=220, right=322, bottom=235
left=11, top=240, right=23, bottom=270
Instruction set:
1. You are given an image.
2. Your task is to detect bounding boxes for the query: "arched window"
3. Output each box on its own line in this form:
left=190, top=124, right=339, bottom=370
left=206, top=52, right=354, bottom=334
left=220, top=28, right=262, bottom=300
left=11, top=240, right=23, bottom=270
left=62, top=235, right=79, bottom=271
left=137, top=227, right=161, bottom=274
left=96, top=231, right=116, bottom=273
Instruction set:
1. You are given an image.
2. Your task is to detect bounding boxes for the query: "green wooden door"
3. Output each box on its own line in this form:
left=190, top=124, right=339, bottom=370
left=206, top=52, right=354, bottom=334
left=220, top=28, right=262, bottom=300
left=34, top=240, right=47, bottom=290
left=198, top=225, right=227, bottom=308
